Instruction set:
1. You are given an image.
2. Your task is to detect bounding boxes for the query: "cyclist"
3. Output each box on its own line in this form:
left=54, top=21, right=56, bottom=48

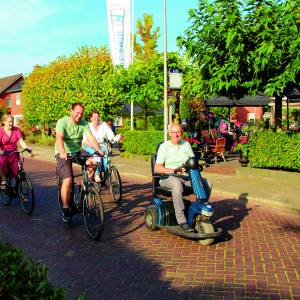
left=154, top=124, right=195, bottom=233
left=0, top=114, right=31, bottom=189
left=55, top=103, right=103, bottom=222
left=82, top=111, right=121, bottom=182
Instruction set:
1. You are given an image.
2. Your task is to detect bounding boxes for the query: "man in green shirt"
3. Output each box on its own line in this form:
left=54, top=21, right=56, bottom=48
left=155, top=124, right=195, bottom=232
left=55, top=102, right=103, bottom=222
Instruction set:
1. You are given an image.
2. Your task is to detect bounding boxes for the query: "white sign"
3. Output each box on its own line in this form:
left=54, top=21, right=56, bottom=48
left=106, top=0, right=131, bottom=68
left=169, top=68, right=182, bottom=89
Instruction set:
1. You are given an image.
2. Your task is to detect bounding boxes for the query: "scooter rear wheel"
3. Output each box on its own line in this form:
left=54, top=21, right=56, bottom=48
left=144, top=207, right=158, bottom=231
left=197, top=221, right=214, bottom=246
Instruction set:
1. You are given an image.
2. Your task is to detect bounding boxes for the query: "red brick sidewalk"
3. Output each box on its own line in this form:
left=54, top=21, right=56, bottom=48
left=0, top=159, right=299, bottom=299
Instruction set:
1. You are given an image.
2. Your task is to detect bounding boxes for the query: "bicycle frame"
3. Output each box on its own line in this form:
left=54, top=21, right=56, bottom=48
left=56, top=152, right=104, bottom=239
left=2, top=149, right=28, bottom=195
left=98, top=141, right=115, bottom=183
left=65, top=153, right=102, bottom=209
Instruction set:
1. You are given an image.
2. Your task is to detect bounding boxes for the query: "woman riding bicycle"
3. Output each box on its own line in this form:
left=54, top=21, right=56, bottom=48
left=82, top=111, right=121, bottom=183
left=0, top=114, right=31, bottom=189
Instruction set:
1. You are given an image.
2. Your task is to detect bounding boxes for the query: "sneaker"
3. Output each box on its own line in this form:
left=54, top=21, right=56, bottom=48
left=94, top=174, right=101, bottom=183
left=62, top=208, right=72, bottom=223
left=180, top=223, right=194, bottom=233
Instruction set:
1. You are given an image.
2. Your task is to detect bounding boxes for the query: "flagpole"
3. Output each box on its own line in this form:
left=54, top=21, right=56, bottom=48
left=130, top=0, right=134, bottom=130
left=163, top=0, right=168, bottom=141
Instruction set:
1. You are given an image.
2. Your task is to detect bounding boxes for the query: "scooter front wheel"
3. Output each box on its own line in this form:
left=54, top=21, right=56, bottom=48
left=196, top=221, right=215, bottom=246
left=144, top=207, right=158, bottom=231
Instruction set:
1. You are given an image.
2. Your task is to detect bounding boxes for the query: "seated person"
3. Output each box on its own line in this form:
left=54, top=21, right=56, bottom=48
left=0, top=114, right=31, bottom=189
left=154, top=124, right=195, bottom=233
left=290, top=120, right=299, bottom=131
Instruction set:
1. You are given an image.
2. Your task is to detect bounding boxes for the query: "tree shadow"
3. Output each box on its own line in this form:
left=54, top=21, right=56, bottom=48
left=0, top=162, right=296, bottom=300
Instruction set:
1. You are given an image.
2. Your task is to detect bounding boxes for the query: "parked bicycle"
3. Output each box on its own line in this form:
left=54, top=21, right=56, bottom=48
left=56, top=153, right=104, bottom=240
left=96, top=140, right=122, bottom=204
left=0, top=148, right=35, bottom=215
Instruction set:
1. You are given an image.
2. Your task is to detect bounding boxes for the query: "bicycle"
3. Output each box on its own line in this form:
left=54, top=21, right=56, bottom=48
left=0, top=148, right=35, bottom=215
left=56, top=153, right=104, bottom=240
left=96, top=141, right=122, bottom=204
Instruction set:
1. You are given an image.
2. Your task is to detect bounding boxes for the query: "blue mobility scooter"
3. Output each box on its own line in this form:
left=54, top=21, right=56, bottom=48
left=144, top=155, right=222, bottom=246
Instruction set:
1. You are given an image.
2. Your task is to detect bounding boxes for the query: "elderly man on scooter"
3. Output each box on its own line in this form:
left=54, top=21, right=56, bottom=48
left=154, top=124, right=195, bottom=233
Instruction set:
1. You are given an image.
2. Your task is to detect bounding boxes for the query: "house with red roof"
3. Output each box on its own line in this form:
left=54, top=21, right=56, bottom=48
left=0, top=74, right=24, bottom=124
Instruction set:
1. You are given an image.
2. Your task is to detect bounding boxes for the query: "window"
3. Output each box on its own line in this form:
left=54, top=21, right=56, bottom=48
left=114, top=116, right=123, bottom=127
left=247, top=112, right=255, bottom=124
left=6, top=97, right=12, bottom=107
left=16, top=93, right=21, bottom=105
left=13, top=115, right=23, bottom=126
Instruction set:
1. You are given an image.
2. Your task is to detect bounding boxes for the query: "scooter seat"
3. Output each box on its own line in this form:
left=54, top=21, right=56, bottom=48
left=154, top=183, right=194, bottom=199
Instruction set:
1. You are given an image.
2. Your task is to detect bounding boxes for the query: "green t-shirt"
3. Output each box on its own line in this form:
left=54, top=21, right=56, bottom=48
left=55, top=116, right=91, bottom=155
left=156, top=140, right=195, bottom=169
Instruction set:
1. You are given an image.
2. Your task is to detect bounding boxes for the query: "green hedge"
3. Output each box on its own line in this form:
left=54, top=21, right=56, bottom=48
left=0, top=241, right=65, bottom=299
left=122, top=130, right=164, bottom=155
left=249, top=131, right=300, bottom=171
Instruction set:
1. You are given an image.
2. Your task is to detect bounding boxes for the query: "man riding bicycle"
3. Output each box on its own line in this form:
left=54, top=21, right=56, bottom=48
left=55, top=102, right=103, bottom=222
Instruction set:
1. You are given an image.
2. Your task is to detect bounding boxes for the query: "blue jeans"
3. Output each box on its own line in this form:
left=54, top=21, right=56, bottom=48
left=83, top=145, right=108, bottom=175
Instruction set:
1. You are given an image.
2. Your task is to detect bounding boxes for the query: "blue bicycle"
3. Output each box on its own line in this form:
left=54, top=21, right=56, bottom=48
left=96, top=141, right=122, bottom=204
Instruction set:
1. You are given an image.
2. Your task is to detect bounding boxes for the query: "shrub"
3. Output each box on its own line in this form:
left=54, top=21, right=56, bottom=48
left=122, top=130, right=164, bottom=155
left=37, top=134, right=56, bottom=146
left=0, top=241, right=65, bottom=299
left=25, top=134, right=55, bottom=146
left=249, top=131, right=300, bottom=171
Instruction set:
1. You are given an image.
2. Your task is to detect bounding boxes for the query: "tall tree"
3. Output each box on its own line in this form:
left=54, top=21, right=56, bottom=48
left=23, top=46, right=123, bottom=131
left=126, top=56, right=164, bottom=129
left=178, top=0, right=300, bottom=129
left=134, top=14, right=160, bottom=61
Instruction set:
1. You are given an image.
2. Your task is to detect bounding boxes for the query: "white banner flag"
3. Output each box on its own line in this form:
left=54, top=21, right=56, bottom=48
left=106, top=0, right=131, bottom=68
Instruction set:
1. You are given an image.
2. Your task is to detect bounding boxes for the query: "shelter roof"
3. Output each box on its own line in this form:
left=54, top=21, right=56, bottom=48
left=204, top=94, right=273, bottom=107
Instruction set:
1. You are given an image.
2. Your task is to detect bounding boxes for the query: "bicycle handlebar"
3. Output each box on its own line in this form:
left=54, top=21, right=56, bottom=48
left=67, top=152, right=103, bottom=164
left=0, top=148, right=32, bottom=156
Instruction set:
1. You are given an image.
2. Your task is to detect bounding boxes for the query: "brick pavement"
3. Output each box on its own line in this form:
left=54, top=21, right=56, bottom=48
left=0, top=158, right=299, bottom=299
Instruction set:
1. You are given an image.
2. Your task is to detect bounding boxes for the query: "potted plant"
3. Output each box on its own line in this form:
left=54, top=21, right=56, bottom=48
left=234, top=143, right=249, bottom=167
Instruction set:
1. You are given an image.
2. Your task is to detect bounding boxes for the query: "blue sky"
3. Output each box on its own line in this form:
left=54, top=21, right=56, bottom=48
left=0, top=0, right=198, bottom=78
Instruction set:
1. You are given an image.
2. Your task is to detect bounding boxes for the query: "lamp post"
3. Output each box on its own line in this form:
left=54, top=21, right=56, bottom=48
left=130, top=0, right=134, bottom=130
left=163, top=0, right=168, bottom=141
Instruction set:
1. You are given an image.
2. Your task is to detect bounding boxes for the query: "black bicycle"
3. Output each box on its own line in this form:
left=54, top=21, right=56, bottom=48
left=56, top=153, right=104, bottom=240
left=0, top=148, right=35, bottom=215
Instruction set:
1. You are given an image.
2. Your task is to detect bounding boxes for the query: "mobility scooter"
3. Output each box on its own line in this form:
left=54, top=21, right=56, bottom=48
left=144, top=154, right=222, bottom=246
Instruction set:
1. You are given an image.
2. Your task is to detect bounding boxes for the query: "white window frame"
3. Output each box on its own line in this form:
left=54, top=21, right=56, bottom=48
left=13, top=115, right=23, bottom=126
left=15, top=92, right=21, bottom=105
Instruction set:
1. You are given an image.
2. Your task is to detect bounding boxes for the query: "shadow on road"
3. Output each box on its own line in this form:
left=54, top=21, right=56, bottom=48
left=0, top=160, right=296, bottom=300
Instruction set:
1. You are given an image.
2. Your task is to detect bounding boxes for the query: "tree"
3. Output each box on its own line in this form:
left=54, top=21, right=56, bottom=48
left=126, top=57, right=164, bottom=129
left=178, top=0, right=300, bottom=129
left=23, top=46, right=124, bottom=132
left=134, top=14, right=160, bottom=61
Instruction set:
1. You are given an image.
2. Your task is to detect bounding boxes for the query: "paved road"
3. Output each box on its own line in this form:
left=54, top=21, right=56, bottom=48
left=0, top=158, right=299, bottom=300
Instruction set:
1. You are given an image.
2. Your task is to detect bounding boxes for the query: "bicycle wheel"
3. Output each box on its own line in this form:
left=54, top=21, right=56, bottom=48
left=83, top=186, right=104, bottom=240
left=109, top=166, right=122, bottom=203
left=0, top=175, right=13, bottom=206
left=18, top=174, right=35, bottom=215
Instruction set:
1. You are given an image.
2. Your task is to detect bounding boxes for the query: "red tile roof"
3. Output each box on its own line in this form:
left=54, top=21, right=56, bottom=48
left=0, top=74, right=23, bottom=94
